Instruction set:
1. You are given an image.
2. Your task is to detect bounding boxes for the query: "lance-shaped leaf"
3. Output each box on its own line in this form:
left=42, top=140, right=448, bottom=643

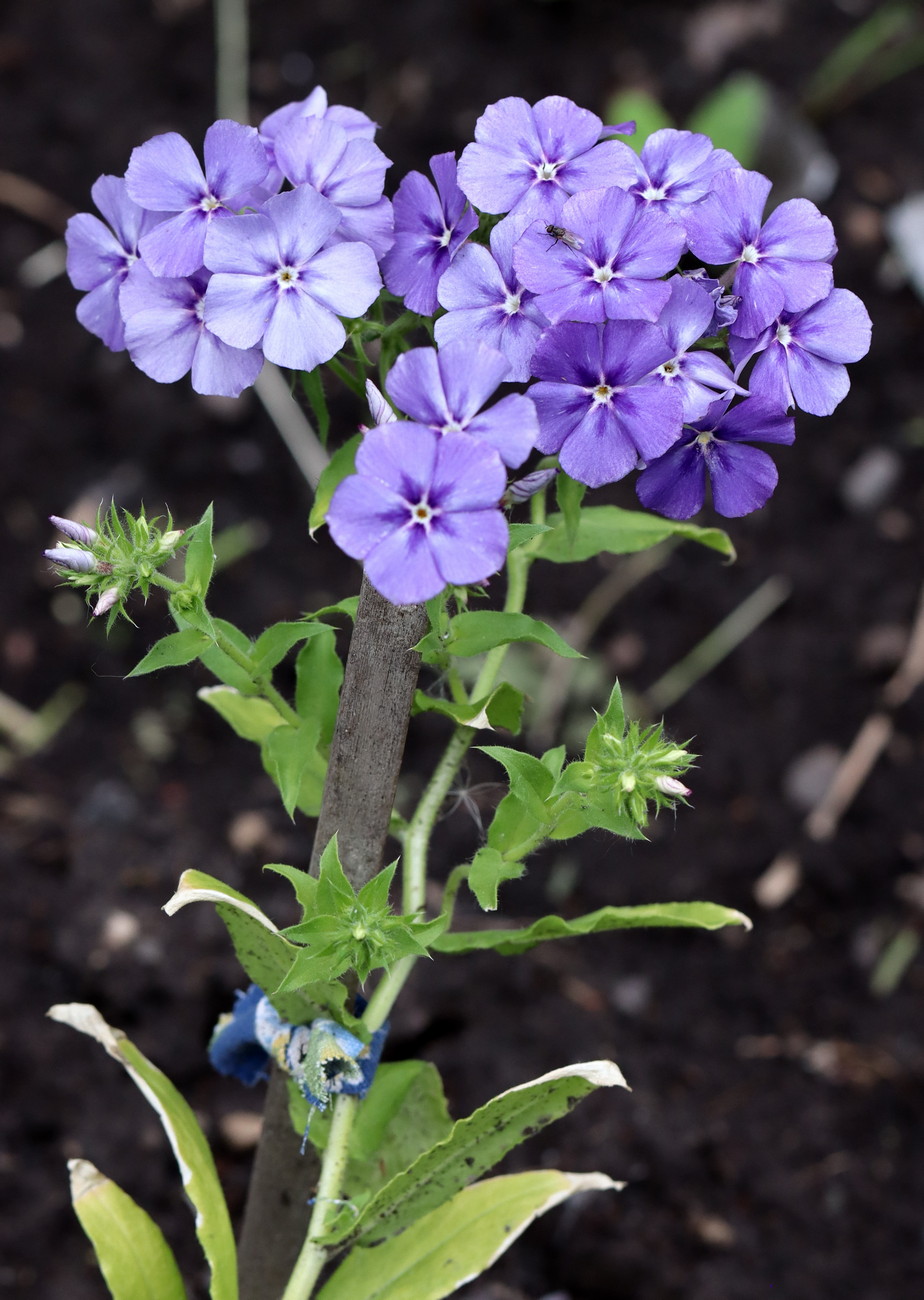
left=536, top=505, right=735, bottom=563
left=47, top=1004, right=236, bottom=1300
left=310, top=433, right=361, bottom=534
left=182, top=502, right=216, bottom=595
left=250, top=620, right=332, bottom=677
left=67, top=1158, right=186, bottom=1300
left=336, top=1059, right=628, bottom=1249
left=417, top=611, right=583, bottom=662
left=316, top=1169, right=623, bottom=1300
left=197, top=687, right=284, bottom=744
left=127, top=628, right=212, bottom=677
left=432, top=899, right=753, bottom=955
left=413, top=682, right=524, bottom=733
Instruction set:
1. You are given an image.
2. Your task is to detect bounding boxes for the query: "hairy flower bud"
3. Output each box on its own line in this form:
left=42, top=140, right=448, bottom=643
left=49, top=515, right=99, bottom=546
left=44, top=546, right=97, bottom=573
left=92, top=587, right=121, bottom=618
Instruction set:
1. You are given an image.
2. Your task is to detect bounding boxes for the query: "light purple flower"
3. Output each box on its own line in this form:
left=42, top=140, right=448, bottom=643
left=457, top=95, right=635, bottom=221
left=682, top=267, right=740, bottom=332
left=259, top=87, right=378, bottom=194
left=649, top=277, right=747, bottom=420
left=125, top=120, right=270, bottom=278
left=636, top=397, right=795, bottom=519
left=44, top=547, right=97, bottom=572
left=50, top=516, right=98, bottom=546
left=435, top=214, right=549, bottom=382
left=272, top=115, right=394, bottom=259
left=512, top=186, right=686, bottom=325
left=607, top=129, right=737, bottom=222
left=65, top=175, right=165, bottom=350
left=120, top=263, right=264, bottom=397
left=381, top=153, right=478, bottom=315
left=326, top=424, right=509, bottom=605
left=528, top=320, right=684, bottom=487
left=364, top=379, right=398, bottom=428
left=684, top=168, right=837, bottom=338
left=202, top=185, right=381, bottom=373
left=385, top=341, right=538, bottom=468
left=729, top=289, right=871, bottom=416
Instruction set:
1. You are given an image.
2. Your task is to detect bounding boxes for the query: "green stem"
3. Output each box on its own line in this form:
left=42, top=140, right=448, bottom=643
left=281, top=1094, right=359, bottom=1300
left=208, top=624, right=303, bottom=728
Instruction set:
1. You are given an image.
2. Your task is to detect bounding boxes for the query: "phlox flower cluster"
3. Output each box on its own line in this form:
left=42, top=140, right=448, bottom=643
left=66, top=89, right=872, bottom=606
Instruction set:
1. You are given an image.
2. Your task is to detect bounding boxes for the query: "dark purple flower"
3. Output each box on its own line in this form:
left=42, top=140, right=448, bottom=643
left=649, top=277, right=747, bottom=421
left=125, top=120, right=270, bottom=278
left=528, top=320, right=684, bottom=487
left=636, top=397, right=795, bottom=519
left=684, top=168, right=837, bottom=338
left=512, top=186, right=686, bottom=325
left=202, top=185, right=381, bottom=373
left=457, top=95, right=635, bottom=220
left=326, top=423, right=509, bottom=605
left=65, top=175, right=165, bottom=350
left=120, top=263, right=264, bottom=397
left=385, top=341, right=538, bottom=468
left=606, top=129, right=737, bottom=222
left=381, top=153, right=478, bottom=315
left=729, top=288, right=871, bottom=416
left=435, top=213, right=549, bottom=382
left=272, top=115, right=393, bottom=259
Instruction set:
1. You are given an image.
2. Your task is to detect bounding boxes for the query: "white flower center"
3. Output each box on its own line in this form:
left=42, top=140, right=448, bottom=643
left=592, top=264, right=614, bottom=284
left=437, top=225, right=453, bottom=249
left=502, top=290, right=522, bottom=316
left=409, top=499, right=437, bottom=528
left=440, top=418, right=465, bottom=434
left=696, top=430, right=715, bottom=447
left=740, top=243, right=761, bottom=263
left=658, top=358, right=681, bottom=378
left=534, top=160, right=560, bottom=181
left=275, top=266, right=299, bottom=290
left=591, top=382, right=614, bottom=405
left=775, top=322, right=793, bottom=347
left=199, top=194, right=223, bottom=213
left=640, top=184, right=667, bottom=201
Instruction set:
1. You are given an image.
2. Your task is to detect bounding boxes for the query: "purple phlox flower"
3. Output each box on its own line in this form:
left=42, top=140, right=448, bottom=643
left=648, top=277, right=748, bottom=421
left=606, top=129, right=737, bottom=223
left=120, top=263, right=264, bottom=398
left=385, top=341, right=538, bottom=469
left=363, top=379, right=398, bottom=429
left=600, top=120, right=637, bottom=137
left=505, top=466, right=559, bottom=505
left=50, top=516, right=98, bottom=546
left=528, top=319, right=684, bottom=487
left=272, top=115, right=394, bottom=259
left=512, top=185, right=686, bottom=325
left=636, top=396, right=795, bottom=520
left=684, top=168, right=837, bottom=338
left=202, top=184, right=381, bottom=373
left=435, top=213, right=549, bottom=382
left=326, top=423, right=509, bottom=605
left=258, top=87, right=378, bottom=194
left=728, top=288, right=872, bottom=417
left=44, top=546, right=97, bottom=572
left=682, top=267, right=740, bottom=332
left=125, top=120, right=270, bottom=278
left=456, top=95, right=638, bottom=221
left=381, top=153, right=478, bottom=315
left=65, top=175, right=166, bottom=350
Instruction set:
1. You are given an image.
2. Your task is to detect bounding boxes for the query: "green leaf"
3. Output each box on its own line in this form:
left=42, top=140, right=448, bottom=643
left=197, top=687, right=284, bottom=744
left=508, top=522, right=551, bottom=550
left=263, top=717, right=325, bottom=818
left=301, top=367, right=331, bottom=445
left=468, top=844, right=526, bottom=912
left=345, top=1059, right=628, bottom=1248
left=687, top=72, right=771, bottom=170
left=127, top=629, right=212, bottom=677
left=603, top=88, right=674, bottom=151
left=433, top=900, right=753, bottom=955
left=295, top=626, right=343, bottom=743
left=317, top=1169, right=622, bottom=1300
left=68, top=1159, right=186, bottom=1300
left=197, top=619, right=260, bottom=694
left=555, top=470, right=586, bottom=542
left=536, top=506, right=735, bottom=563
left=412, top=682, right=524, bottom=733
left=183, top=503, right=216, bottom=595
left=251, top=620, right=330, bottom=677
left=309, top=433, right=361, bottom=535
left=546, top=791, right=645, bottom=842
left=432, top=611, right=583, bottom=660
left=316, top=834, right=356, bottom=914
left=47, top=1004, right=237, bottom=1300
left=480, top=745, right=555, bottom=806
left=264, top=862, right=319, bottom=917
left=163, top=869, right=331, bottom=1024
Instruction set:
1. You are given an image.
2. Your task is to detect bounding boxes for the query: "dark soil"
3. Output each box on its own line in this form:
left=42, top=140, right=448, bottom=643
left=2, top=2, right=924, bottom=1297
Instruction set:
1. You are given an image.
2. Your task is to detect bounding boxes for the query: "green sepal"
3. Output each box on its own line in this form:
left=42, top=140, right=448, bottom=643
left=309, top=433, right=362, bottom=535
left=433, top=899, right=753, bottom=955
left=535, top=505, right=735, bottom=563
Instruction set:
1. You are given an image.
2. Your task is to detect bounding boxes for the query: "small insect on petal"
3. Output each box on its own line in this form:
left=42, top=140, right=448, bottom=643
left=545, top=224, right=584, bottom=251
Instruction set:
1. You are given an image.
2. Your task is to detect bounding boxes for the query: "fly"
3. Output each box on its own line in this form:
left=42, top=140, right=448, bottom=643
left=545, top=223, right=584, bottom=252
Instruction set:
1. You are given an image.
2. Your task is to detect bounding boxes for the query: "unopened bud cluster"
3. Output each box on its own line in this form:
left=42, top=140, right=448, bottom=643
left=44, top=507, right=185, bottom=622
left=588, top=717, right=695, bottom=827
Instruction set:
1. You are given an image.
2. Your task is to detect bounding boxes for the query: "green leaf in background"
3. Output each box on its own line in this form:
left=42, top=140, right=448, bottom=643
left=295, top=625, right=344, bottom=742
left=309, top=433, right=361, bottom=535
left=603, top=88, right=674, bottom=151
left=345, top=1059, right=628, bottom=1249
left=127, top=628, right=212, bottom=677
left=182, top=502, right=216, bottom=595
left=67, top=1159, right=186, bottom=1300
left=412, top=682, right=524, bottom=733
left=433, top=899, right=753, bottom=956
left=431, top=611, right=583, bottom=659
left=555, top=470, right=587, bottom=543
left=47, top=1004, right=237, bottom=1300
left=536, top=506, right=735, bottom=563
left=197, top=687, right=283, bottom=744
left=687, top=72, right=771, bottom=169
left=317, top=1169, right=622, bottom=1300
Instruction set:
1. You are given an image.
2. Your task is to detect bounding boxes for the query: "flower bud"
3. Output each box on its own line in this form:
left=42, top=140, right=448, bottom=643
left=50, top=515, right=98, bottom=546
left=505, top=466, right=558, bottom=505
left=655, top=776, right=692, bottom=798
left=365, top=379, right=398, bottom=429
left=44, top=546, right=97, bottom=573
left=92, top=587, right=120, bottom=617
